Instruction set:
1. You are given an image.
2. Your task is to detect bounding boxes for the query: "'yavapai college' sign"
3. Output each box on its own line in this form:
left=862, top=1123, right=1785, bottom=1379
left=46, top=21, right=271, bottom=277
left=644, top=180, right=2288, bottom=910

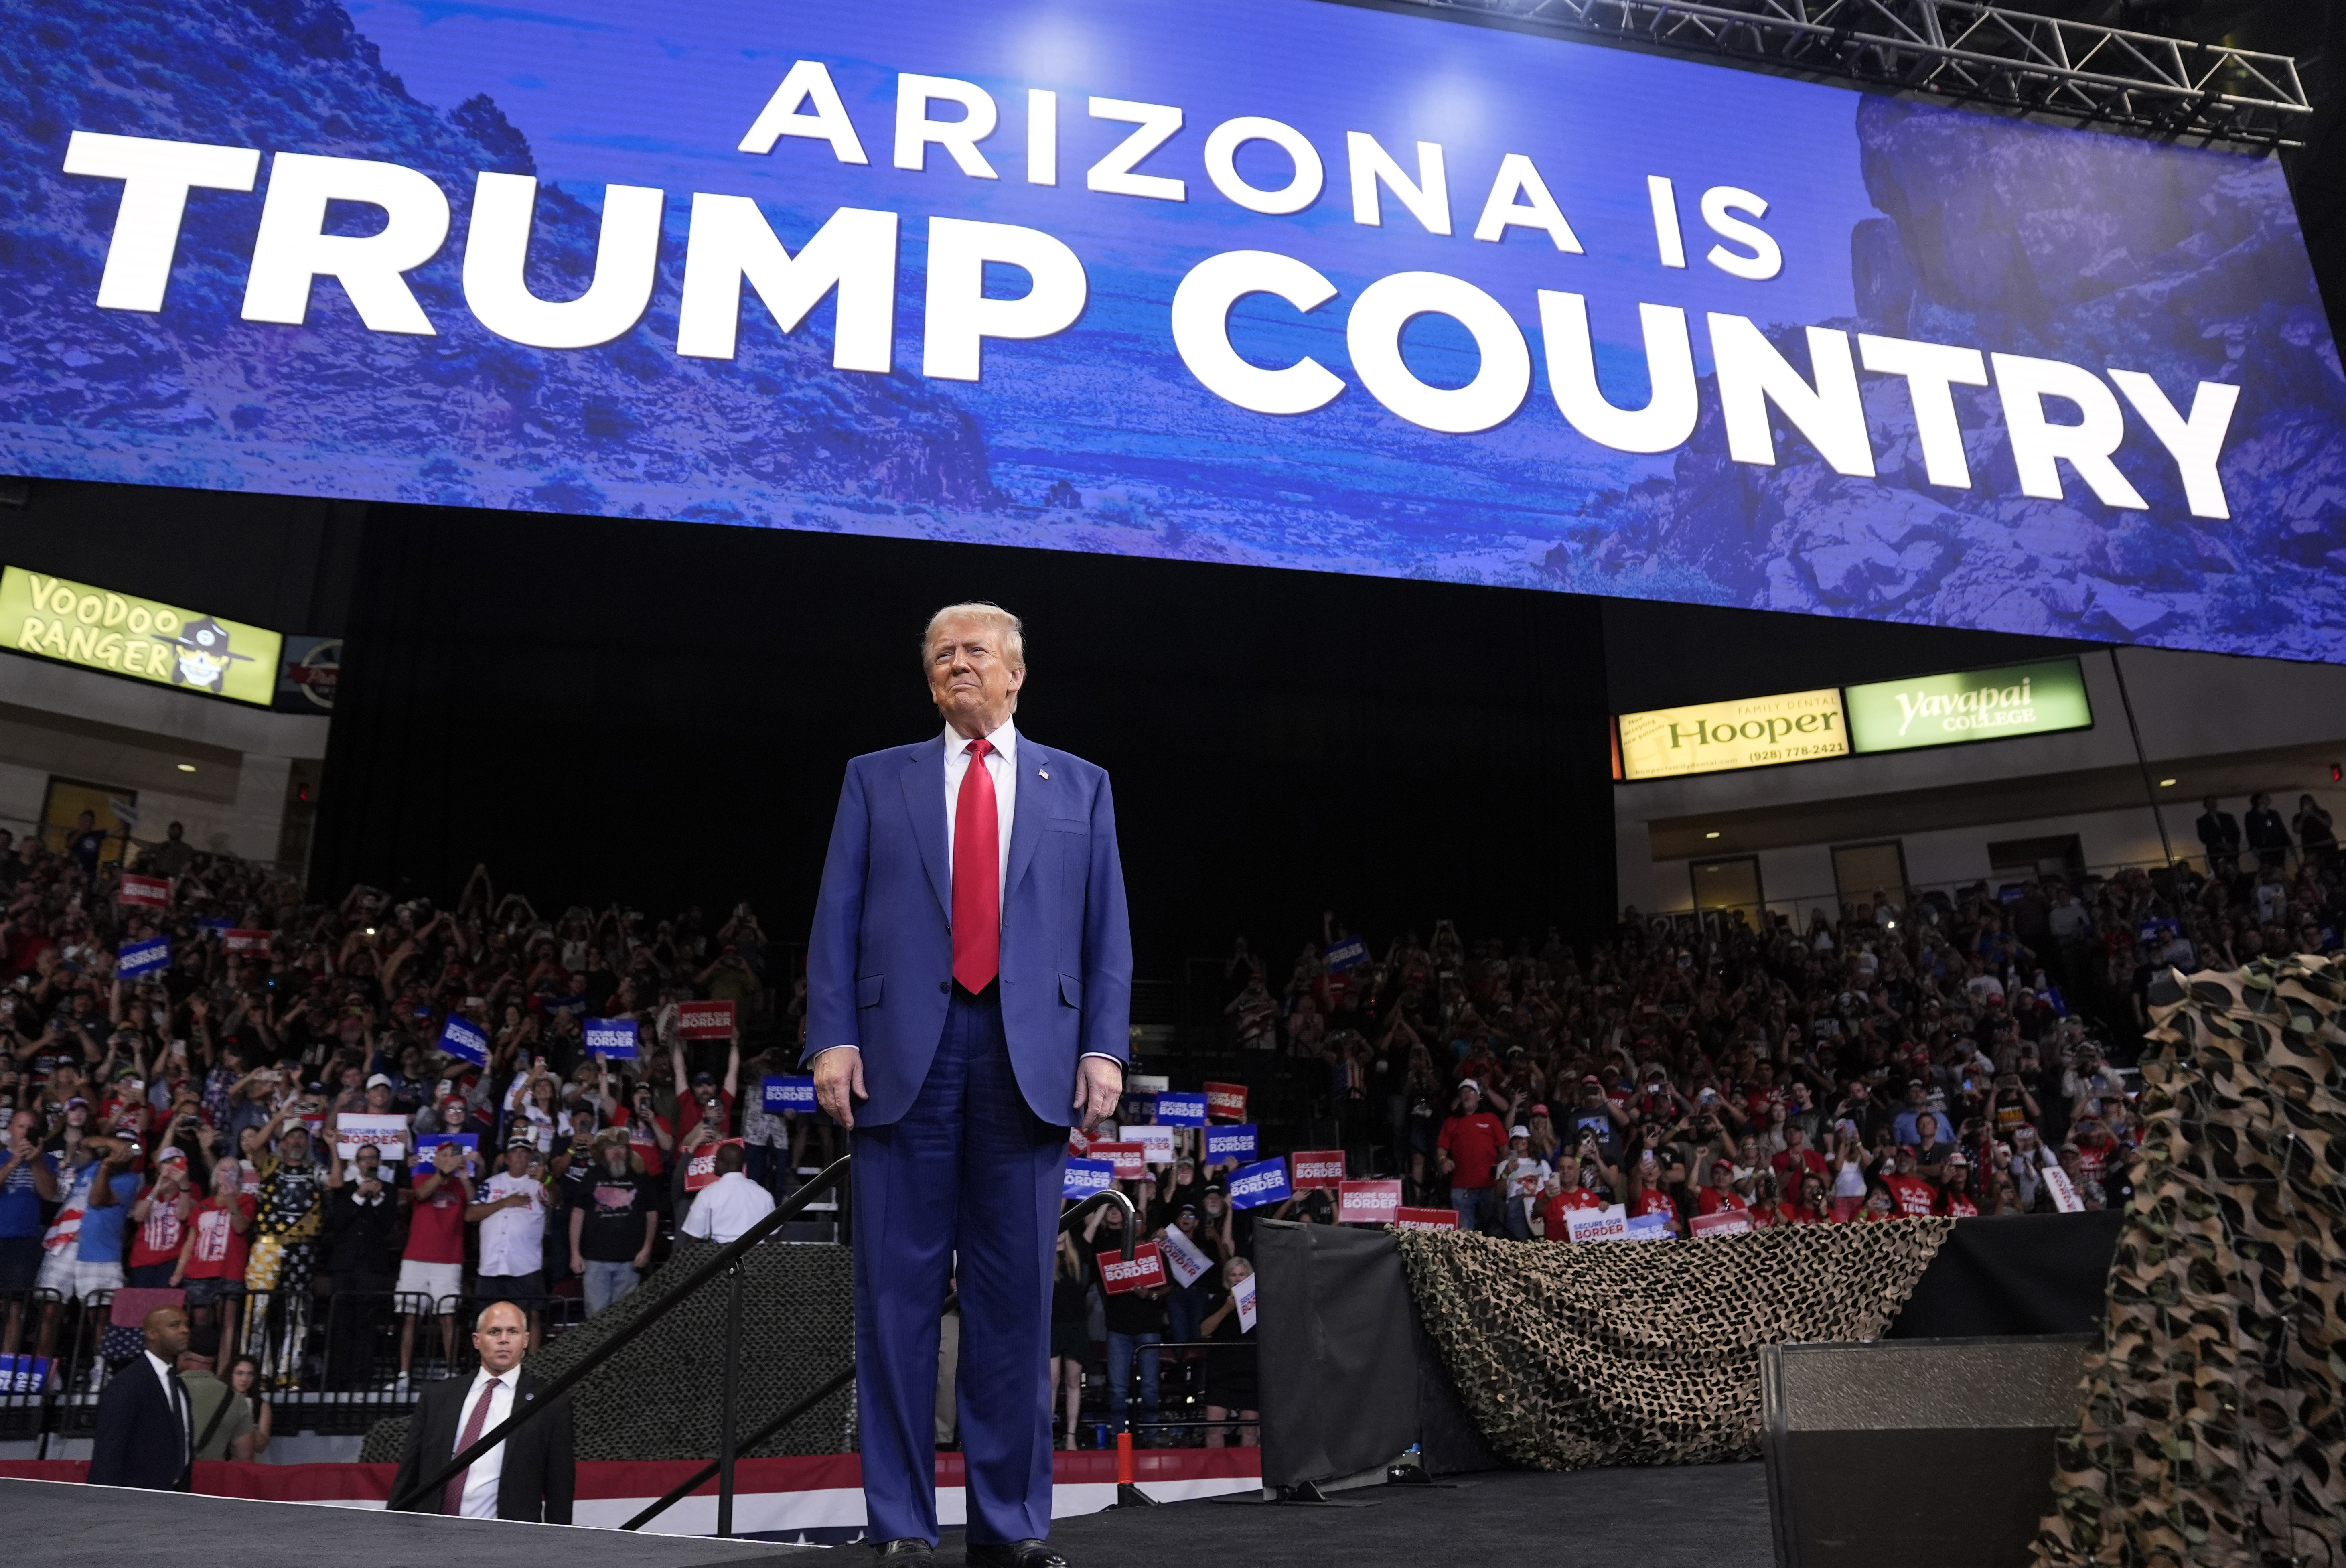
left=1844, top=658, right=2093, bottom=753
left=6, top=0, right=2343, bottom=659
left=1615, top=656, right=2094, bottom=778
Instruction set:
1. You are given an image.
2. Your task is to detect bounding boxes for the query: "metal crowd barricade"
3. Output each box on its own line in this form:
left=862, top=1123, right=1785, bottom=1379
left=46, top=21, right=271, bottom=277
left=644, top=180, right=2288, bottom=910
left=0, top=1285, right=66, bottom=1444
left=1093, top=1338, right=1261, bottom=1444
left=45, top=1285, right=119, bottom=1440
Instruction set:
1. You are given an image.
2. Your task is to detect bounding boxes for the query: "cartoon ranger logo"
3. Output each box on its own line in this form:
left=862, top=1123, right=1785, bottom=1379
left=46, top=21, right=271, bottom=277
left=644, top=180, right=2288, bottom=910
left=154, top=615, right=254, bottom=694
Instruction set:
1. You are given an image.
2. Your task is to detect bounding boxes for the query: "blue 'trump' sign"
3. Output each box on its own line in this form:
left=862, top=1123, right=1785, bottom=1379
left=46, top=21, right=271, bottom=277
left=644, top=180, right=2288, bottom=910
left=1324, top=937, right=1368, bottom=972
left=116, top=937, right=171, bottom=978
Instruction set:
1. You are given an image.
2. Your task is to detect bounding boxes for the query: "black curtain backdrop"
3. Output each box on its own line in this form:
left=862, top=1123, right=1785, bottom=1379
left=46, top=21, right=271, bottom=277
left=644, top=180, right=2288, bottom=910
left=312, top=507, right=1615, bottom=977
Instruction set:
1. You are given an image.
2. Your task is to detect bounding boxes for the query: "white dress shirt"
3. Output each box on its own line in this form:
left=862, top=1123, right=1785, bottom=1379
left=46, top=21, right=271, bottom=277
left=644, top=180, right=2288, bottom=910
left=455, top=1367, right=516, bottom=1519
left=681, top=1168, right=778, bottom=1244
left=145, top=1350, right=189, bottom=1473
left=941, top=719, right=1016, bottom=912
left=475, top=1170, right=547, bottom=1278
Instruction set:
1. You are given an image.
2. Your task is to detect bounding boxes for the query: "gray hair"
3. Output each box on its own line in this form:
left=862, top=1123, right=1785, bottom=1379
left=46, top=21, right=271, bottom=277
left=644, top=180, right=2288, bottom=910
left=921, top=602, right=1025, bottom=670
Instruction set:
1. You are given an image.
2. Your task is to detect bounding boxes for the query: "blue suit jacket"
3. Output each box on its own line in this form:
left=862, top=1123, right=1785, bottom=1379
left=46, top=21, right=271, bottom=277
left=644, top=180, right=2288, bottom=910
left=803, top=732, right=1133, bottom=1128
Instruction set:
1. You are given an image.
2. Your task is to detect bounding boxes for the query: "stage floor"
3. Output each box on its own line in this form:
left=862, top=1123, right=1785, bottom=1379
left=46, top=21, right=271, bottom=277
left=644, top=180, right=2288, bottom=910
left=9, top=1462, right=1774, bottom=1568
left=1015, top=1462, right=1772, bottom=1568
left=0, top=1477, right=807, bottom=1568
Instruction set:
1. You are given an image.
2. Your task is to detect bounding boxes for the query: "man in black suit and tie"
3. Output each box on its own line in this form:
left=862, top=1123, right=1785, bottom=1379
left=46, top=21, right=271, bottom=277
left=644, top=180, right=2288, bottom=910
left=390, top=1301, right=574, bottom=1523
left=2198, top=796, right=2244, bottom=878
left=89, top=1303, right=195, bottom=1490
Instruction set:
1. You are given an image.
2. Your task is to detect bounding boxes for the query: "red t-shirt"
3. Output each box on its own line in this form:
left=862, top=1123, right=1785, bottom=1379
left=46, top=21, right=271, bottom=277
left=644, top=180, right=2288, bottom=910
left=128, top=1185, right=190, bottom=1270
left=1437, top=1112, right=1509, bottom=1189
left=1632, top=1189, right=1679, bottom=1229
left=1884, top=1174, right=1938, bottom=1217
left=613, top=1106, right=671, bottom=1177
left=1772, top=1148, right=1828, bottom=1181
left=184, top=1195, right=256, bottom=1280
left=1542, top=1187, right=1605, bottom=1240
left=404, top=1175, right=471, bottom=1263
left=2073, top=1137, right=2116, bottom=1184
left=1939, top=1190, right=1980, bottom=1218
left=1780, top=1203, right=1824, bottom=1225
left=1696, top=1187, right=1748, bottom=1216
left=679, top=1090, right=735, bottom=1142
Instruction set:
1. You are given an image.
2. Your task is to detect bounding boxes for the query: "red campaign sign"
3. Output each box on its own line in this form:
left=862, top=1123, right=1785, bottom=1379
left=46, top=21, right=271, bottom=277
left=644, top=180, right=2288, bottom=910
left=1099, top=1241, right=1166, bottom=1295
left=118, top=874, right=170, bottom=909
left=1089, top=1142, right=1146, bottom=1181
left=1336, top=1179, right=1403, bottom=1224
left=1066, top=1130, right=1090, bottom=1160
left=1290, top=1150, right=1345, bottom=1190
left=222, top=928, right=272, bottom=954
left=684, top=1136, right=743, bottom=1192
left=679, top=999, right=737, bottom=1039
left=1689, top=1209, right=1754, bottom=1237
left=1204, top=1081, right=1248, bottom=1121
left=1393, top=1207, right=1460, bottom=1231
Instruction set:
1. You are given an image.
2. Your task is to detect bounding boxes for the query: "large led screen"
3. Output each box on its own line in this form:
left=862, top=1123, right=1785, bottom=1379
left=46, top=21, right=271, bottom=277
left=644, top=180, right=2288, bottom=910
left=5, top=0, right=2344, bottom=660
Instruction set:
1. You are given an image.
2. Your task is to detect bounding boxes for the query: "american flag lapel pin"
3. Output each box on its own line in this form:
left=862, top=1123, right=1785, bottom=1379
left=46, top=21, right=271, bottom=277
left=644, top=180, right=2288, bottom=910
left=1038, top=768, right=1049, bottom=779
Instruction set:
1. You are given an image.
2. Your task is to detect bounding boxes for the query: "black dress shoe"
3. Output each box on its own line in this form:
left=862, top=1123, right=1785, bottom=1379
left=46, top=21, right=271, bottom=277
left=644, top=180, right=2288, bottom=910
left=874, top=1540, right=937, bottom=1566
left=966, top=1541, right=1068, bottom=1568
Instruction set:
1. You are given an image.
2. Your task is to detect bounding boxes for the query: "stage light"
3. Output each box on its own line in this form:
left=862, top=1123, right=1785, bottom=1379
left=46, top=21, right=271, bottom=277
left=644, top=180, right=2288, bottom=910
left=176, top=762, right=196, bottom=772
left=1704, top=830, right=1721, bottom=839
left=2158, top=778, right=2176, bottom=787
left=2332, top=763, right=2342, bottom=782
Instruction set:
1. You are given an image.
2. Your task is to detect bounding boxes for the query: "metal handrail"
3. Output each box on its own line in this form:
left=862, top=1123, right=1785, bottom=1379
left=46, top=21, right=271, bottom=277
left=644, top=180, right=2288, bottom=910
left=388, top=1152, right=853, bottom=1513
left=617, top=1185, right=1140, bottom=1532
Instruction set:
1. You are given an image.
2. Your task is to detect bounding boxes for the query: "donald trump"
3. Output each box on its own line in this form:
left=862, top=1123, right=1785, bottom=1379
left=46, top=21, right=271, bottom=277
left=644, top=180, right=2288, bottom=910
left=807, top=602, right=1131, bottom=1568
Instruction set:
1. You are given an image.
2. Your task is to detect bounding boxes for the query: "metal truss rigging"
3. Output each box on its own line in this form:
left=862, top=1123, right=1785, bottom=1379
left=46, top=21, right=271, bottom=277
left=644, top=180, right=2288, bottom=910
left=1384, top=0, right=2314, bottom=147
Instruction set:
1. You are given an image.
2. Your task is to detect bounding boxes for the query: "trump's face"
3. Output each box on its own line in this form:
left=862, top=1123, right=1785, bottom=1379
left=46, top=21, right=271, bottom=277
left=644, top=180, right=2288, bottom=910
left=927, top=619, right=1024, bottom=737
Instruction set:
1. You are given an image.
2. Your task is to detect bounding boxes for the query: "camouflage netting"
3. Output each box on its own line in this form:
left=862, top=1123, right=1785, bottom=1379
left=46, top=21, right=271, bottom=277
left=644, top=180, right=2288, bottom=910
left=360, top=1238, right=855, bottom=1464
left=1395, top=1218, right=1951, bottom=1469
left=2032, top=955, right=2346, bottom=1568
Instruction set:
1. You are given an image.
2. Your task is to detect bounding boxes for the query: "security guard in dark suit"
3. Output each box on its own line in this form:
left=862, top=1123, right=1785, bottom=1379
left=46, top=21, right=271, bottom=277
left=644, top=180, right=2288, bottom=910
left=389, top=1301, right=573, bottom=1522
left=88, top=1304, right=195, bottom=1490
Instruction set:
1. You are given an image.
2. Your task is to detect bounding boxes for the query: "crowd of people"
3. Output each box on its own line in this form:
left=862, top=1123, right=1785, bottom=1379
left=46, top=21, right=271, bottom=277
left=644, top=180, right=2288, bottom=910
left=2, top=790, right=2338, bottom=1452
left=0, top=825, right=830, bottom=1405
left=1213, top=802, right=2340, bottom=1243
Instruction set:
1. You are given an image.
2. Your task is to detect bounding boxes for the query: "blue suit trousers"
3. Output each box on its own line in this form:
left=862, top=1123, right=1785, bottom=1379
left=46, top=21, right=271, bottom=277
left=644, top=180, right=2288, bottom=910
left=852, top=987, right=1068, bottom=1546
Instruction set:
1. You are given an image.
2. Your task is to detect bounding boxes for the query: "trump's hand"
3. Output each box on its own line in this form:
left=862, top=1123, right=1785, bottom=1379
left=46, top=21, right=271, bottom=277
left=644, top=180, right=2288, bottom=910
left=1073, top=1056, right=1123, bottom=1134
left=813, top=1046, right=866, bottom=1129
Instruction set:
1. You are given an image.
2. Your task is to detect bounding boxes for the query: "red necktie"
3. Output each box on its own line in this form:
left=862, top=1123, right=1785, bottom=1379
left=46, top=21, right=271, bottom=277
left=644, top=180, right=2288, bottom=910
left=952, top=738, right=1000, bottom=994
left=442, top=1375, right=503, bottom=1516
